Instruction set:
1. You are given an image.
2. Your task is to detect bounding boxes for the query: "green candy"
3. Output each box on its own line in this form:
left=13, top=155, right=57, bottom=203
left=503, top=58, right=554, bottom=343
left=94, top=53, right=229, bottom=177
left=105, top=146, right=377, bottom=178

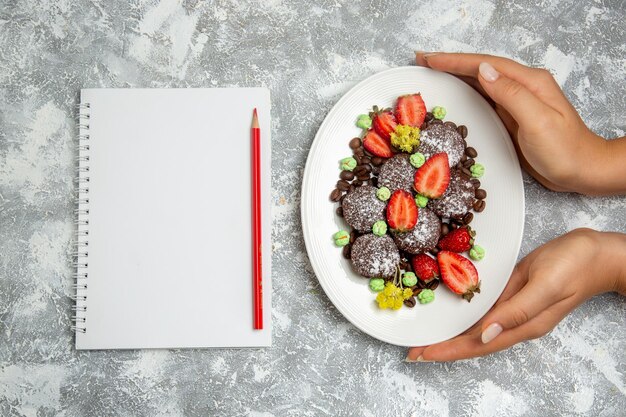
left=376, top=186, right=391, bottom=201
left=432, top=106, right=447, bottom=120
left=356, top=114, right=372, bottom=130
left=372, top=220, right=387, bottom=237
left=402, top=272, right=417, bottom=287
left=418, top=289, right=435, bottom=304
left=410, top=152, right=426, bottom=168
left=415, top=194, right=429, bottom=208
left=470, top=163, right=485, bottom=178
left=469, top=244, right=485, bottom=261
left=340, top=157, right=357, bottom=171
left=333, top=230, right=350, bottom=247
left=369, top=278, right=385, bottom=292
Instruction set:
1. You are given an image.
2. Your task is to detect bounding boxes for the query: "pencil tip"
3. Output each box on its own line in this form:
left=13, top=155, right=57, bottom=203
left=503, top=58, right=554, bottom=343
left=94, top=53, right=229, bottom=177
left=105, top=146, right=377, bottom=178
left=253, top=108, right=258, bottom=117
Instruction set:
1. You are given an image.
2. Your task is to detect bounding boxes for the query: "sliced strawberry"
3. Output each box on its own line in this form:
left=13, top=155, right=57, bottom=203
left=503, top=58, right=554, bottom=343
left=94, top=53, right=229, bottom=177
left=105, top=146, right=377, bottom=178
left=372, top=109, right=397, bottom=140
left=437, top=251, right=480, bottom=302
left=395, top=94, right=427, bottom=127
left=413, top=153, right=450, bottom=198
left=363, top=129, right=394, bottom=158
left=438, top=226, right=475, bottom=252
left=386, top=190, right=418, bottom=232
left=411, top=254, right=440, bottom=283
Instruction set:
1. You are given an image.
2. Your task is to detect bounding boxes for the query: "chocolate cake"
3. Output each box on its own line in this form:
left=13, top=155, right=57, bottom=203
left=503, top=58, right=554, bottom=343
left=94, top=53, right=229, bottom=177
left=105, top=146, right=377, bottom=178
left=419, top=123, right=464, bottom=167
left=377, top=154, right=416, bottom=193
left=428, top=171, right=474, bottom=219
left=350, top=234, right=400, bottom=279
left=341, top=185, right=386, bottom=233
left=391, top=208, right=441, bottom=254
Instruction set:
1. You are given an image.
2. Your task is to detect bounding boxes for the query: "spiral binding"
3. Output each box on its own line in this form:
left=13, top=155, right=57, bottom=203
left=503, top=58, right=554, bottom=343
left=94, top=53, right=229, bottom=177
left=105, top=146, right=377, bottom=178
left=72, top=102, right=91, bottom=334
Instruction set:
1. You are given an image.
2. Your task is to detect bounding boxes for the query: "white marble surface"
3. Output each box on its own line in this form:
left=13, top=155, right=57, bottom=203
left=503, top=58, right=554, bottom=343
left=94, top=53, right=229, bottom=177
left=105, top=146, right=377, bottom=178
left=1, top=0, right=625, bottom=415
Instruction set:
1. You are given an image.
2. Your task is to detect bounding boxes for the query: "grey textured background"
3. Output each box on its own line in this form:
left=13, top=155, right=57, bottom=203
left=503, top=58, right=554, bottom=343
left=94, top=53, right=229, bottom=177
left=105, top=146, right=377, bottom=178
left=1, top=0, right=625, bottom=415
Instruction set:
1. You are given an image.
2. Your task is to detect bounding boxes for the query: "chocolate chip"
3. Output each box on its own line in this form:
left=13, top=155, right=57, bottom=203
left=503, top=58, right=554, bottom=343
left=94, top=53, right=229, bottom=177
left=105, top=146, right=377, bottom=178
left=362, top=164, right=372, bottom=173
left=371, top=166, right=381, bottom=175
left=457, top=125, right=468, bottom=138
left=371, top=157, right=383, bottom=166
left=470, top=178, right=481, bottom=189
left=444, top=121, right=457, bottom=130
left=330, top=188, right=342, bottom=202
left=463, top=158, right=475, bottom=168
left=441, top=223, right=450, bottom=236
left=349, top=185, right=356, bottom=193
left=357, top=173, right=370, bottom=181
left=425, top=112, right=434, bottom=122
left=339, top=193, right=346, bottom=204
left=342, top=244, right=352, bottom=259
left=336, top=206, right=343, bottom=217
left=465, top=147, right=478, bottom=158
left=412, top=287, right=423, bottom=296
left=340, top=170, right=354, bottom=181
left=427, top=279, right=440, bottom=290
left=420, top=122, right=428, bottom=130
left=461, top=154, right=468, bottom=163
left=430, top=119, right=443, bottom=125
left=360, top=156, right=371, bottom=165
left=352, top=179, right=363, bottom=187
left=462, top=139, right=468, bottom=148
left=353, top=154, right=362, bottom=164
left=354, top=148, right=365, bottom=157
left=350, top=230, right=358, bottom=243
left=473, top=199, right=486, bottom=212
left=337, top=180, right=350, bottom=191
left=349, top=137, right=361, bottom=149
left=475, top=189, right=487, bottom=199
left=462, top=212, right=474, bottom=225
left=404, top=297, right=417, bottom=308
left=430, top=247, right=440, bottom=255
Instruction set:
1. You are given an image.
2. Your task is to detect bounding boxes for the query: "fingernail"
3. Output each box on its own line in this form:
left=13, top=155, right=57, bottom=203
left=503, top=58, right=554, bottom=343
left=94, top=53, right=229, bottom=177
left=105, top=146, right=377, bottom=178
left=479, top=62, right=499, bottom=82
left=405, top=355, right=432, bottom=363
left=423, top=52, right=440, bottom=59
left=481, top=323, right=503, bottom=344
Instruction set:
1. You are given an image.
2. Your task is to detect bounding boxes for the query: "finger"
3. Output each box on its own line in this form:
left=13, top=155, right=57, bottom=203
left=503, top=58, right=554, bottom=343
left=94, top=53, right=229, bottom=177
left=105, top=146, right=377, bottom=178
left=415, top=51, right=430, bottom=67
left=455, top=75, right=492, bottom=104
left=406, top=346, right=426, bottom=361
left=479, top=269, right=573, bottom=343
left=422, top=53, right=570, bottom=109
left=421, top=297, right=575, bottom=361
left=477, top=62, right=557, bottom=130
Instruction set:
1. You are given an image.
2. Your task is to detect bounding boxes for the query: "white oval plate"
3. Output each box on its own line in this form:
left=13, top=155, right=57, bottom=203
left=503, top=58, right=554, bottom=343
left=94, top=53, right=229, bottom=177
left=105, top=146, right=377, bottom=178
left=301, top=66, right=524, bottom=346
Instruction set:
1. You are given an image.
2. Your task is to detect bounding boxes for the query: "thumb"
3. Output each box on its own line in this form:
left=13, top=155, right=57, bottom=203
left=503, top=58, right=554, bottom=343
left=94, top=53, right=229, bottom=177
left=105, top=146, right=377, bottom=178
left=479, top=275, right=566, bottom=344
left=477, top=62, right=554, bottom=129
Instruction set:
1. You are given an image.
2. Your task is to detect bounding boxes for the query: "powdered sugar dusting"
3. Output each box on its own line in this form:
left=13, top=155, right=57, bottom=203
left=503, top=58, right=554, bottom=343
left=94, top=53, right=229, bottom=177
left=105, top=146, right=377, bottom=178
left=342, top=186, right=386, bottom=232
left=378, top=154, right=416, bottom=193
left=351, top=234, right=400, bottom=278
left=428, top=172, right=474, bottom=219
left=419, top=124, right=464, bottom=167
left=392, top=208, right=441, bottom=254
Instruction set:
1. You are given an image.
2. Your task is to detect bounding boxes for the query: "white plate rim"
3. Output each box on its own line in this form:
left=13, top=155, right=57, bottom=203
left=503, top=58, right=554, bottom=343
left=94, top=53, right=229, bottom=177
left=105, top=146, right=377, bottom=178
left=301, top=66, right=525, bottom=346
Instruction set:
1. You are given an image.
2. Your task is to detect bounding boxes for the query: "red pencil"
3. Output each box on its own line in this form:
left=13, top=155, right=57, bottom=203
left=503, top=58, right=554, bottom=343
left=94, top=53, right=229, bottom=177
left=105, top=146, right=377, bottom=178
left=252, top=108, right=263, bottom=330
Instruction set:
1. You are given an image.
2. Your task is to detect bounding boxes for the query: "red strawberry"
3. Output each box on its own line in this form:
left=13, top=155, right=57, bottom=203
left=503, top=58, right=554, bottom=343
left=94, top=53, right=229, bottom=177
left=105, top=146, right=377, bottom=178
left=411, top=254, right=440, bottom=283
left=438, top=251, right=480, bottom=302
left=438, top=226, right=475, bottom=252
left=363, top=129, right=394, bottom=158
left=386, top=190, right=418, bottom=232
left=395, top=94, right=427, bottom=127
left=371, top=109, right=397, bottom=140
left=413, top=152, right=450, bottom=198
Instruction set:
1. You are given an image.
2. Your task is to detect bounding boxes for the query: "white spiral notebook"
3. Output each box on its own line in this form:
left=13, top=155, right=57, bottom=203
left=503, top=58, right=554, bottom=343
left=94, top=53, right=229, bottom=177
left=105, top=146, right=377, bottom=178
left=74, top=88, right=272, bottom=350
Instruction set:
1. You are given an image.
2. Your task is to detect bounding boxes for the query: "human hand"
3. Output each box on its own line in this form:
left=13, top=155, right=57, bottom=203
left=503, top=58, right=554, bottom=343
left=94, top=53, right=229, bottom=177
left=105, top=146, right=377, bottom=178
left=415, top=52, right=621, bottom=195
left=406, top=228, right=626, bottom=362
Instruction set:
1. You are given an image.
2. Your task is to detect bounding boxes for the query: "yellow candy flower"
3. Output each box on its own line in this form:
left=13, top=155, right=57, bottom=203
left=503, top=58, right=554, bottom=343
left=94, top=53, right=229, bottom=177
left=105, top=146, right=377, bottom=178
left=390, top=125, right=421, bottom=153
left=376, top=282, right=414, bottom=310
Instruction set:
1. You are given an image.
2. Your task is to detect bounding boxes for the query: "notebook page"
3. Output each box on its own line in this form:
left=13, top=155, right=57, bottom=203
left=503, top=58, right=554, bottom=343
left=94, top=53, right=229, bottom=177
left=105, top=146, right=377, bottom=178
left=76, top=88, right=271, bottom=349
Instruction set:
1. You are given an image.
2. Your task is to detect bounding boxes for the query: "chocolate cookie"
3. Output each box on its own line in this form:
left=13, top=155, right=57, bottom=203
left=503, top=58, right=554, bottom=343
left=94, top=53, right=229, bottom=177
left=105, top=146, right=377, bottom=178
left=419, top=123, right=464, bottom=167
left=391, top=208, right=441, bottom=254
left=351, top=234, right=400, bottom=279
left=377, top=154, right=416, bottom=193
left=428, top=171, right=474, bottom=219
left=342, top=185, right=386, bottom=233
